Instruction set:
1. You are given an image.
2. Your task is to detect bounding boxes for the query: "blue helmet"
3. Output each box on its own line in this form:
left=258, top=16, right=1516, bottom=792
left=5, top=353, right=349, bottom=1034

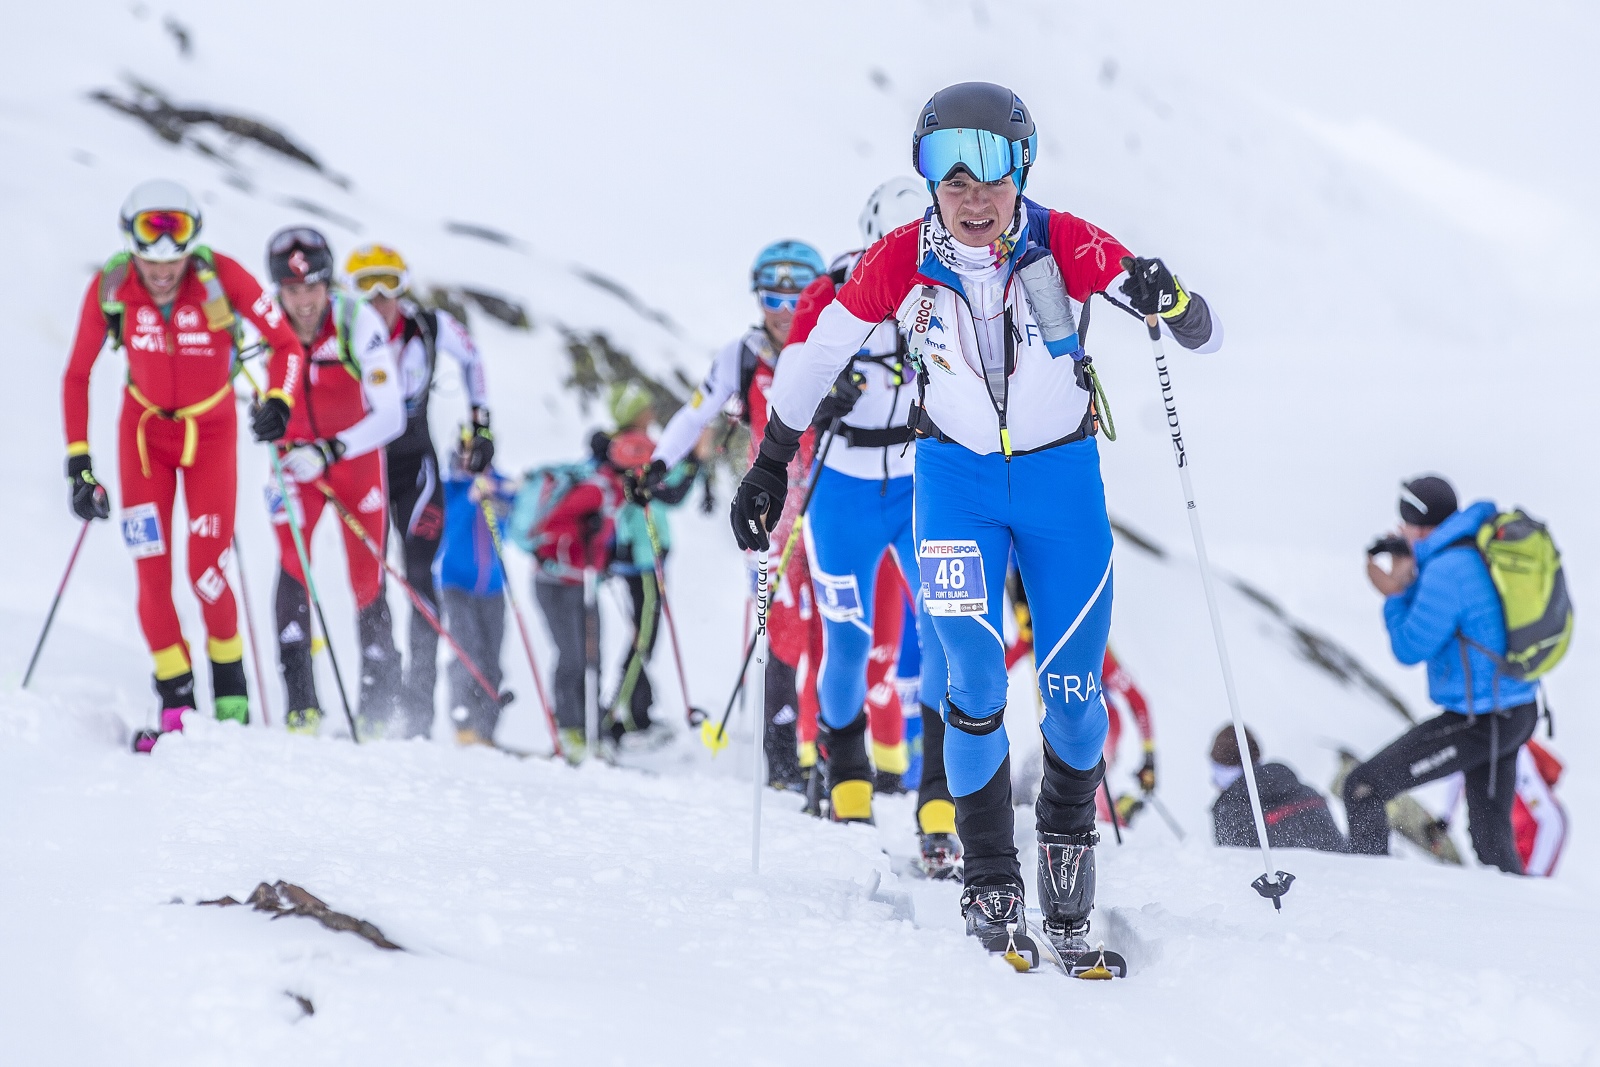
left=750, top=240, right=825, bottom=293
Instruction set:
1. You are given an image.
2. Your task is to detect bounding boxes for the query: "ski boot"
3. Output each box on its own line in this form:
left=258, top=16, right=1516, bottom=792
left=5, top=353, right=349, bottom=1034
left=960, top=882, right=1040, bottom=972
left=133, top=672, right=197, bottom=753
left=559, top=727, right=587, bottom=765
left=455, top=726, right=489, bottom=747
left=918, top=833, right=963, bottom=880
left=1038, top=830, right=1097, bottom=962
left=801, top=763, right=825, bottom=817
left=285, top=708, right=324, bottom=736
left=917, top=797, right=962, bottom=879
left=821, top=711, right=874, bottom=824
left=873, top=769, right=909, bottom=796
left=211, top=657, right=250, bottom=725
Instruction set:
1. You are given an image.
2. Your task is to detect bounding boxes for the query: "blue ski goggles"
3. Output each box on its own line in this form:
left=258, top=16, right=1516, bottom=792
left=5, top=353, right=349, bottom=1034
left=915, top=126, right=1036, bottom=185
left=757, top=289, right=800, bottom=313
left=752, top=261, right=818, bottom=294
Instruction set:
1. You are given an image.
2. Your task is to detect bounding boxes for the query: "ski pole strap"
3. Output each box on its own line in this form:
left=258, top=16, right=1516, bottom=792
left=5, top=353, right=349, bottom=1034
left=1084, top=361, right=1116, bottom=442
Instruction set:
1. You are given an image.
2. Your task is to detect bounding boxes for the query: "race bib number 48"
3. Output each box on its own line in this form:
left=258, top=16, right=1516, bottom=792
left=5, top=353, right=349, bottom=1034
left=919, top=540, right=988, bottom=617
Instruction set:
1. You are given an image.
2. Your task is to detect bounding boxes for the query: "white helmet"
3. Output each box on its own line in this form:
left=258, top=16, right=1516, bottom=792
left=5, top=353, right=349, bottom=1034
left=858, top=176, right=930, bottom=246
left=120, top=179, right=202, bottom=261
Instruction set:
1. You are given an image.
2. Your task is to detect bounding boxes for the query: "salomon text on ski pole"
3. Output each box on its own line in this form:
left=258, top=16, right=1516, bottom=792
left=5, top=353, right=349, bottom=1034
left=1119, top=261, right=1291, bottom=908
left=751, top=548, right=770, bottom=874
left=703, top=421, right=840, bottom=752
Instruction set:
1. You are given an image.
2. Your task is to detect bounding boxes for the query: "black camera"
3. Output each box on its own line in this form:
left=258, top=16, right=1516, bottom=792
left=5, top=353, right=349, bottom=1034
left=1366, top=534, right=1412, bottom=559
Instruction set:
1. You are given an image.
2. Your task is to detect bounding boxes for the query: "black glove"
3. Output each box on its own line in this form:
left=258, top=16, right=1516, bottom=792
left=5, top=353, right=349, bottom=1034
left=251, top=395, right=292, bottom=443
left=1118, top=256, right=1190, bottom=319
left=465, top=406, right=495, bottom=473
left=813, top=368, right=864, bottom=426
left=730, top=453, right=788, bottom=551
left=1137, top=748, right=1157, bottom=794
left=66, top=454, right=110, bottom=522
left=624, top=459, right=669, bottom=506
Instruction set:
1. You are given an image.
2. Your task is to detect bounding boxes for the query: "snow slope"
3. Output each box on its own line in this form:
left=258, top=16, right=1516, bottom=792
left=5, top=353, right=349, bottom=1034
left=2, top=0, right=1598, bottom=1063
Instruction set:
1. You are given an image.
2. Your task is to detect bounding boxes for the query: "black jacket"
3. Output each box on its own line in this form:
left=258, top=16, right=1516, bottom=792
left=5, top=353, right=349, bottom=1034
left=1213, top=762, right=1347, bottom=853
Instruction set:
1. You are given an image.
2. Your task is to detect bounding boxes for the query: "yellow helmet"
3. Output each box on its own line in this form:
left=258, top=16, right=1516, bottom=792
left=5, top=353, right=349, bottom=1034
left=345, top=243, right=410, bottom=297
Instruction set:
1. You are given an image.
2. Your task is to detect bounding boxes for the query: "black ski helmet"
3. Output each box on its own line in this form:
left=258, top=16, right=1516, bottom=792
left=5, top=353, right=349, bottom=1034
left=266, top=226, right=335, bottom=286
left=912, top=82, right=1037, bottom=190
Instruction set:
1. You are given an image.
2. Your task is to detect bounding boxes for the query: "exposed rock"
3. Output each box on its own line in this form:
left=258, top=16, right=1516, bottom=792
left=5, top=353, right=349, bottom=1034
left=199, top=881, right=403, bottom=951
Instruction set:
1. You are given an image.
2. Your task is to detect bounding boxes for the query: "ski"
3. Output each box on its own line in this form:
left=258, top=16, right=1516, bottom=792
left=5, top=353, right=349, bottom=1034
left=1029, top=911, right=1128, bottom=979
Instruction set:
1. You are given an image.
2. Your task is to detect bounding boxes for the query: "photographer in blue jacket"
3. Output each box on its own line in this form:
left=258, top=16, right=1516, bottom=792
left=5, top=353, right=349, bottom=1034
left=1347, top=475, right=1538, bottom=873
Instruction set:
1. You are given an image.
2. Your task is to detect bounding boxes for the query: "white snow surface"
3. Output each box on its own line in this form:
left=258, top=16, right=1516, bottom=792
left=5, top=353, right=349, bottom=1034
left=3, top=1, right=1599, bottom=1063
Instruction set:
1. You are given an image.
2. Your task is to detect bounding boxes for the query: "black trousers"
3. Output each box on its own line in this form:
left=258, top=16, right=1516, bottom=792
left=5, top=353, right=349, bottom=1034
left=441, top=587, right=505, bottom=740
left=534, top=576, right=591, bottom=732
left=386, top=442, right=444, bottom=735
left=1343, top=702, right=1538, bottom=873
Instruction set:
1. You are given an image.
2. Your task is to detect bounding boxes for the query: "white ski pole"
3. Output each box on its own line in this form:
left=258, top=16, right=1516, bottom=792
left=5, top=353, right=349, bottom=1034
left=751, top=549, right=770, bottom=874
left=1139, top=310, right=1293, bottom=909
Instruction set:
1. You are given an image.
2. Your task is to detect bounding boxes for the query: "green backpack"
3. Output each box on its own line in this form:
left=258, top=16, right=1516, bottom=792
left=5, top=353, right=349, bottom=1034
left=1464, top=509, right=1573, bottom=682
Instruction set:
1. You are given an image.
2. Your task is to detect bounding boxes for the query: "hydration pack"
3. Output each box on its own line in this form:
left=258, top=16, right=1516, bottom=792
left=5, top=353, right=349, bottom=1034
left=509, top=461, right=601, bottom=554
left=1468, top=509, right=1573, bottom=681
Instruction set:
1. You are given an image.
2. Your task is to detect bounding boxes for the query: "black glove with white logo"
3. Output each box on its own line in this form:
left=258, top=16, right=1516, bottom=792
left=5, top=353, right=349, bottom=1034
left=730, top=454, right=787, bottom=552
left=1119, top=256, right=1190, bottom=319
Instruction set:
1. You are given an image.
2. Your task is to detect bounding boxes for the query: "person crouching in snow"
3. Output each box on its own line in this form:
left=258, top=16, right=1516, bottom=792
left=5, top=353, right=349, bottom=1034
left=1210, top=726, right=1347, bottom=854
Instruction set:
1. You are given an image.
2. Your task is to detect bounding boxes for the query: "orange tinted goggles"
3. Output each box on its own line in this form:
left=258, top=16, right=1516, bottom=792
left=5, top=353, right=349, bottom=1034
left=352, top=271, right=405, bottom=297
left=128, top=209, right=198, bottom=249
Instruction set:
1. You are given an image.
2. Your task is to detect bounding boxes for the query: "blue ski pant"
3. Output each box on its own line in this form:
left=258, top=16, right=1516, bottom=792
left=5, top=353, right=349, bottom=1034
left=804, top=468, right=946, bottom=732
left=914, top=437, right=1113, bottom=798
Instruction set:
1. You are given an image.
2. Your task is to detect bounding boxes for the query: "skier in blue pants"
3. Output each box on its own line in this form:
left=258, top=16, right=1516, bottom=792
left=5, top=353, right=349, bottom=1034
left=731, top=82, right=1221, bottom=967
left=786, top=178, right=959, bottom=870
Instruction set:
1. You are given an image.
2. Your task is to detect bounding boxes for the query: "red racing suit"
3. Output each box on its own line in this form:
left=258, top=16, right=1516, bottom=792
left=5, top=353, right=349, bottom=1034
left=62, top=250, right=305, bottom=682
left=266, top=292, right=403, bottom=609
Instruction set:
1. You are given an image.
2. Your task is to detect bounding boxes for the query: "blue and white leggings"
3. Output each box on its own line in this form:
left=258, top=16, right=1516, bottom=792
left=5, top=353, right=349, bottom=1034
left=804, top=467, right=945, bottom=732
left=913, top=437, right=1113, bottom=797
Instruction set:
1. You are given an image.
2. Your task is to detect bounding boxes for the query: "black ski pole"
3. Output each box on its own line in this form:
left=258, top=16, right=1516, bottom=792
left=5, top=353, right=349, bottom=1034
left=702, top=421, right=840, bottom=751
left=1102, top=778, right=1123, bottom=845
left=22, top=522, right=91, bottom=689
left=1144, top=791, right=1187, bottom=842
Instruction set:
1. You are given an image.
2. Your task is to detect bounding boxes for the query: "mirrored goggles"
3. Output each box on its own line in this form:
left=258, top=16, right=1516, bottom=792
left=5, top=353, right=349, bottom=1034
left=352, top=270, right=407, bottom=297
left=127, top=209, right=198, bottom=250
left=757, top=289, right=800, bottom=313
left=915, top=126, right=1035, bottom=184
left=752, top=261, right=818, bottom=294
left=269, top=226, right=330, bottom=255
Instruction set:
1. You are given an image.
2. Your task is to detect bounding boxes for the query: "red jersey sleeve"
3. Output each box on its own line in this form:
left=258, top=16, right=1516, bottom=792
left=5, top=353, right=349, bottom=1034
left=787, top=275, right=838, bottom=346
left=1048, top=211, right=1133, bottom=304
left=62, top=274, right=110, bottom=452
left=835, top=225, right=920, bottom=324
left=215, top=253, right=306, bottom=404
